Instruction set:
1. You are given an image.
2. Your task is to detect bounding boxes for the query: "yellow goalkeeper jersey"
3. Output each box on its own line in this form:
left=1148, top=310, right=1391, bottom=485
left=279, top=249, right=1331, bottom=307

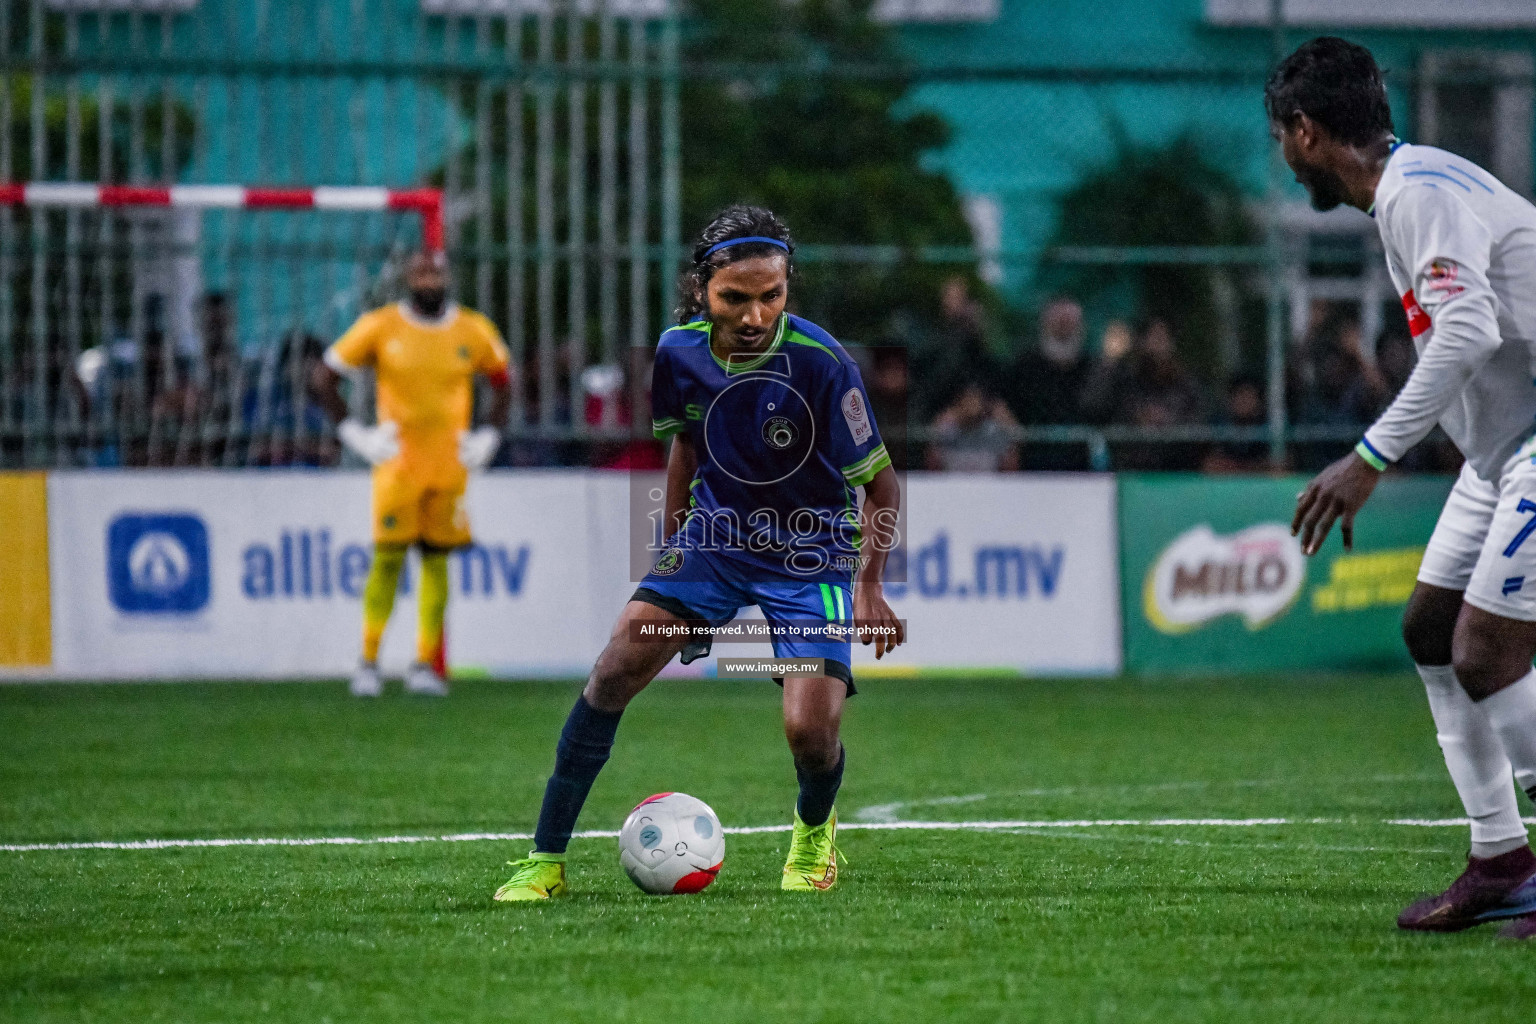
left=326, top=302, right=510, bottom=487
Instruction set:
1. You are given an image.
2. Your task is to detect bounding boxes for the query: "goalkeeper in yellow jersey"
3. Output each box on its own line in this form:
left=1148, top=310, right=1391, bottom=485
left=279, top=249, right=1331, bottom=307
left=312, top=251, right=512, bottom=697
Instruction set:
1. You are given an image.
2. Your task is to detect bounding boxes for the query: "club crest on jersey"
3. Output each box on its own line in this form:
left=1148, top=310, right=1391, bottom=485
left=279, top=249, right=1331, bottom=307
left=762, top=415, right=798, bottom=450
left=1425, top=260, right=1465, bottom=299
left=841, top=387, right=873, bottom=445
left=652, top=548, right=685, bottom=576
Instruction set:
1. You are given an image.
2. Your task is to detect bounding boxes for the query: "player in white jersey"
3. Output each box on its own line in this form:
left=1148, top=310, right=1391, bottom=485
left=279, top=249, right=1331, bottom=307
left=1268, top=37, right=1536, bottom=937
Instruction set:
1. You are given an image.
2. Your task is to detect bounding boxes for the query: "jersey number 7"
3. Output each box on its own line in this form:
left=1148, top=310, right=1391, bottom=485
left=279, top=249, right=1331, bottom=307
left=1502, top=498, right=1536, bottom=558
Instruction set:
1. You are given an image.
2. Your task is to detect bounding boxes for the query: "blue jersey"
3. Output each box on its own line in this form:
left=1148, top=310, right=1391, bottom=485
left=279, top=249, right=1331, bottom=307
left=650, top=313, right=890, bottom=583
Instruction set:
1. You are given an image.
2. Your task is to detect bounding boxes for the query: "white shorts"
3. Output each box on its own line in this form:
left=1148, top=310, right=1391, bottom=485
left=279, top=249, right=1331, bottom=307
left=1419, top=456, right=1536, bottom=620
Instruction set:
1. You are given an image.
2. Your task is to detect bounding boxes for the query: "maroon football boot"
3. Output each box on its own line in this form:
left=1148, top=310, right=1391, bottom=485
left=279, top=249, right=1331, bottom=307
left=1397, top=846, right=1536, bottom=932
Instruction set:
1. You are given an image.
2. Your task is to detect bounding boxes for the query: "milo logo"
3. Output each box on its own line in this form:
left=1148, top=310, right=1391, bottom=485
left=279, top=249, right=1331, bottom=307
left=1144, top=523, right=1305, bottom=634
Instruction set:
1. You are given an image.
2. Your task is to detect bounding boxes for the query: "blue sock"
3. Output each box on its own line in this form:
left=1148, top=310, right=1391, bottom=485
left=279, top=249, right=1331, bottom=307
left=533, top=695, right=624, bottom=854
left=795, top=745, right=845, bottom=828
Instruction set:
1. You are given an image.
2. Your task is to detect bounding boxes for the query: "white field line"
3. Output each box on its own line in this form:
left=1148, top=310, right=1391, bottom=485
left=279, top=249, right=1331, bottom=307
left=993, top=828, right=1457, bottom=856
left=853, top=774, right=1446, bottom=823
left=6, top=816, right=1535, bottom=854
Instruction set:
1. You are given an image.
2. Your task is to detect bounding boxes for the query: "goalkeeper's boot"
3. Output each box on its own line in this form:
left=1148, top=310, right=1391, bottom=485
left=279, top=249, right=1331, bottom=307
left=781, top=809, right=843, bottom=892
left=349, top=661, right=382, bottom=698
left=493, top=852, right=567, bottom=902
left=404, top=662, right=450, bottom=697
left=1398, top=846, right=1536, bottom=931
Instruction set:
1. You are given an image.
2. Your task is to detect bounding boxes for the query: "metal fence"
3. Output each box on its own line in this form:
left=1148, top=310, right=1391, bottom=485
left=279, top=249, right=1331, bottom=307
left=1, top=1, right=1526, bottom=471
left=0, top=0, right=680, bottom=467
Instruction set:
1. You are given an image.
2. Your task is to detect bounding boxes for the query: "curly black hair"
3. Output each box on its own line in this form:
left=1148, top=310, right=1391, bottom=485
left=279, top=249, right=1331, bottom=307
left=673, top=204, right=794, bottom=325
left=1264, top=37, right=1394, bottom=147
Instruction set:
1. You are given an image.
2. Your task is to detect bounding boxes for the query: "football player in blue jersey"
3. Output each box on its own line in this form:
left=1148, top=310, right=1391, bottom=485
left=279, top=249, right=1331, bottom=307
left=495, top=205, right=904, bottom=900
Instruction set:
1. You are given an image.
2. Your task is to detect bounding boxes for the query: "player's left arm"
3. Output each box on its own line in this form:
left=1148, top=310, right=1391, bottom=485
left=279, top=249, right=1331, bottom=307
left=826, top=356, right=903, bottom=657
left=1294, top=184, right=1499, bottom=555
left=663, top=434, right=699, bottom=542
left=854, top=465, right=905, bottom=659
left=460, top=317, right=516, bottom=470
left=475, top=321, right=514, bottom=429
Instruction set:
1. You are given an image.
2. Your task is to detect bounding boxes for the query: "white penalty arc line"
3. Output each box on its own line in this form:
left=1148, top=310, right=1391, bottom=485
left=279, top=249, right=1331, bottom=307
left=4, top=816, right=1531, bottom=854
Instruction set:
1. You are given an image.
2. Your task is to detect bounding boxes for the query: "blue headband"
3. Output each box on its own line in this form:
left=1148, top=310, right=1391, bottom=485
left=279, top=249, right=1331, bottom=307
left=702, top=235, right=790, bottom=260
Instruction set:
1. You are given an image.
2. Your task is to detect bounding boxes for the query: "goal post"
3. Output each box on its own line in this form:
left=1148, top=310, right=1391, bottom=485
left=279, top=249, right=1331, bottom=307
left=0, top=182, right=444, bottom=468
left=0, top=183, right=443, bottom=252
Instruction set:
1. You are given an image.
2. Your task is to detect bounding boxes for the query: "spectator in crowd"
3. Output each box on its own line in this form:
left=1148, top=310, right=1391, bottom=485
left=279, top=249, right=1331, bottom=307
left=505, top=348, right=575, bottom=467
left=912, top=274, right=996, bottom=420
left=1374, top=321, right=1414, bottom=394
left=925, top=380, right=1019, bottom=472
left=582, top=361, right=665, bottom=470
left=1008, top=295, right=1090, bottom=424
left=1289, top=311, right=1391, bottom=470
left=1202, top=374, right=1277, bottom=474
left=240, top=332, right=337, bottom=467
left=865, top=344, right=910, bottom=471
left=1081, top=317, right=1203, bottom=470
left=1083, top=318, right=1202, bottom=426
left=189, top=292, right=244, bottom=466
left=1078, top=319, right=1133, bottom=425
left=1008, top=295, right=1092, bottom=470
left=1291, top=313, right=1387, bottom=427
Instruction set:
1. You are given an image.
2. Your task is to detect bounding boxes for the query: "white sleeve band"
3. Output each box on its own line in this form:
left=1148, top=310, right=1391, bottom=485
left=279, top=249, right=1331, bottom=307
left=323, top=346, right=363, bottom=377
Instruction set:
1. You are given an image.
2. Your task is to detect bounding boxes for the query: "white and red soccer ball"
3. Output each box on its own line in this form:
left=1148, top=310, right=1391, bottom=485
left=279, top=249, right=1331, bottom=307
left=618, top=792, right=725, bottom=895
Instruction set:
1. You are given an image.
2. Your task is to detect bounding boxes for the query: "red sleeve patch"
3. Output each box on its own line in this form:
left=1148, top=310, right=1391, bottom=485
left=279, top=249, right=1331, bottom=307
left=484, top=366, right=512, bottom=389
left=1401, top=290, right=1432, bottom=338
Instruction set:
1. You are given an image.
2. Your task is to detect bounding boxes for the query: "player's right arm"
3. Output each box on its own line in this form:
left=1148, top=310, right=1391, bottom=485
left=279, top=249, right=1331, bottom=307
left=1358, top=182, right=1501, bottom=469
left=650, top=339, right=694, bottom=540
left=662, top=435, right=698, bottom=542
left=854, top=464, right=905, bottom=659
left=312, top=309, right=382, bottom=421
left=311, top=310, right=398, bottom=466
left=1294, top=182, right=1499, bottom=555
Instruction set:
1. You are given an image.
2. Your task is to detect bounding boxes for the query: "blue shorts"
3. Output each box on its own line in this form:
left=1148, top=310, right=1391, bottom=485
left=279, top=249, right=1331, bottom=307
left=634, top=546, right=854, bottom=692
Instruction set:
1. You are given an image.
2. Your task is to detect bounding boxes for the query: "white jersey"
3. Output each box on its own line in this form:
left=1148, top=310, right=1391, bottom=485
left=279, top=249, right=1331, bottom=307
left=1363, top=142, right=1536, bottom=481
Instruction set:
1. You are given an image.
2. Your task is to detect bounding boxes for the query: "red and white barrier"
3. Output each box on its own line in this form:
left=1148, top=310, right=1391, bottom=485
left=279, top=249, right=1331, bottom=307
left=0, top=182, right=444, bottom=251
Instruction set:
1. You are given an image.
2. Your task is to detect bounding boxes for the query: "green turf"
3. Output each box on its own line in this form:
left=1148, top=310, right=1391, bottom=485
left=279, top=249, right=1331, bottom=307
left=3, top=674, right=1533, bottom=1023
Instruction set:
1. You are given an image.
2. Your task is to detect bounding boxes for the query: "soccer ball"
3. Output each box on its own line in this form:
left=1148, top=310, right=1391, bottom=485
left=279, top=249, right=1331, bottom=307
left=618, top=792, right=725, bottom=895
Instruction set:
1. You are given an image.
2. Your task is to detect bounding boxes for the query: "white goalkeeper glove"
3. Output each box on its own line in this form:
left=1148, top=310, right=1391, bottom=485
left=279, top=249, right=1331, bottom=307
left=458, top=426, right=502, bottom=472
left=337, top=419, right=400, bottom=467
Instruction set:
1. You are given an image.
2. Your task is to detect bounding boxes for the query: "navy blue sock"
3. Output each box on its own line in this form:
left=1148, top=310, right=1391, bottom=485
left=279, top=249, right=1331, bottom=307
left=795, top=745, right=845, bottom=827
left=533, top=695, right=624, bottom=854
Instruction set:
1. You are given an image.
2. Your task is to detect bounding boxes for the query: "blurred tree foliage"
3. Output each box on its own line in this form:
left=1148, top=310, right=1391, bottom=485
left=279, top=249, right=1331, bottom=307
left=3, top=4, right=197, bottom=381
left=680, top=0, right=976, bottom=343
left=4, top=76, right=195, bottom=182
left=1041, top=136, right=1258, bottom=377
left=443, top=1, right=978, bottom=361
left=4, top=1, right=195, bottom=181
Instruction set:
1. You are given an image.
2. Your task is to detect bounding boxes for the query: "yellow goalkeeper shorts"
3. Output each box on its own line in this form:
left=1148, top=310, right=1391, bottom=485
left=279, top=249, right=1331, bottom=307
left=371, top=462, right=472, bottom=549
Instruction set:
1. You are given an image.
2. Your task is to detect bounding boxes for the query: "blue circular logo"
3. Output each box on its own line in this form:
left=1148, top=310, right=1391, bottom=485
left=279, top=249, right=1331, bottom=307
left=638, top=823, right=663, bottom=848
left=694, top=815, right=713, bottom=839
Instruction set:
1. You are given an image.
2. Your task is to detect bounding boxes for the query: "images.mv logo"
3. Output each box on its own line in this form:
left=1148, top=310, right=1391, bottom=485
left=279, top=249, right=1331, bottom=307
left=107, top=513, right=212, bottom=614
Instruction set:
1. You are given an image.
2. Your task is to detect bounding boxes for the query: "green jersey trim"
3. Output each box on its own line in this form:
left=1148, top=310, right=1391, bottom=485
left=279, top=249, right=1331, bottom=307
left=842, top=444, right=892, bottom=487
left=709, top=314, right=787, bottom=375
left=785, top=329, right=837, bottom=361
left=1355, top=439, right=1388, bottom=472
left=652, top=417, right=685, bottom=439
